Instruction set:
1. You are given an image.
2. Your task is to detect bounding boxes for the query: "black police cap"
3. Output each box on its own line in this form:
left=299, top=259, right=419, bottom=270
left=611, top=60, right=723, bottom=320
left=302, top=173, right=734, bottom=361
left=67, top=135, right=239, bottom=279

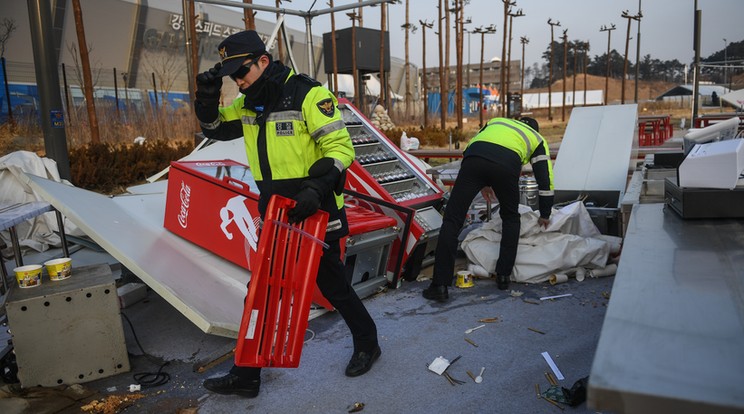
left=217, top=31, right=267, bottom=77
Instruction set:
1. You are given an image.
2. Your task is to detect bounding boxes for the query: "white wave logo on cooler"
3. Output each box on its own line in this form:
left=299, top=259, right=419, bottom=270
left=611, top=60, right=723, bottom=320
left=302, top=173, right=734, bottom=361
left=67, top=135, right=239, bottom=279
left=219, top=195, right=259, bottom=252
left=178, top=181, right=191, bottom=228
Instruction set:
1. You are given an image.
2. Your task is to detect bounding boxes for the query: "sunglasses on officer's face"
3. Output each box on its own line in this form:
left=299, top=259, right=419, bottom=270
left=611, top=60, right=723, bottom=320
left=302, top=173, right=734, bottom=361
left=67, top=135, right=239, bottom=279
left=230, top=56, right=262, bottom=81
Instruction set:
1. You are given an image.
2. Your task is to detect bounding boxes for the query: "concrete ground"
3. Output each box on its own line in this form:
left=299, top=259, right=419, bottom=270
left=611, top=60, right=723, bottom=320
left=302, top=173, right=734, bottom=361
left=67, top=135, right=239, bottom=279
left=1, top=247, right=613, bottom=414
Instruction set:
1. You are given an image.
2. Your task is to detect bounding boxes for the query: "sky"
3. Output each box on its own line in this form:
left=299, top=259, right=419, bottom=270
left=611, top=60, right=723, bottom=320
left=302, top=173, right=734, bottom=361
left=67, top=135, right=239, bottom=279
left=220, top=0, right=744, bottom=70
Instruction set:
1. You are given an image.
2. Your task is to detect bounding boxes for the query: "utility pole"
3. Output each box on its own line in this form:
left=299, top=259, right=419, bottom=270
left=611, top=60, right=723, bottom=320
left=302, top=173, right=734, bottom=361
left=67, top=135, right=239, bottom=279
left=474, top=25, right=497, bottom=128
left=401, top=0, right=415, bottom=120
left=572, top=41, right=578, bottom=108
left=520, top=36, right=529, bottom=97
left=547, top=18, right=561, bottom=121
left=561, top=29, right=568, bottom=122
left=379, top=2, right=387, bottom=107
left=507, top=8, right=525, bottom=113
left=437, top=0, right=446, bottom=129
left=600, top=24, right=615, bottom=105
left=347, top=11, right=361, bottom=106
left=500, top=0, right=515, bottom=117
left=420, top=20, right=433, bottom=129
left=584, top=41, right=589, bottom=105
left=723, top=38, right=728, bottom=90
left=450, top=1, right=465, bottom=129
left=692, top=1, right=701, bottom=123
left=621, top=9, right=641, bottom=105
left=634, top=0, right=642, bottom=103
left=329, top=0, right=339, bottom=96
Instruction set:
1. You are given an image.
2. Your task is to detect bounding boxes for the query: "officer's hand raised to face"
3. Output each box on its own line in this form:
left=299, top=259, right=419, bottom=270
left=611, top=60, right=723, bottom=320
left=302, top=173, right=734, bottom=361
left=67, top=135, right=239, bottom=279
left=195, top=62, right=223, bottom=106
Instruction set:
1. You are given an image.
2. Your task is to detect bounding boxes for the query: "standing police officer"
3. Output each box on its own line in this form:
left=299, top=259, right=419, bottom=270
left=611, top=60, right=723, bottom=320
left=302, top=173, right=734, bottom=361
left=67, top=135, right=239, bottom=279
left=194, top=30, right=380, bottom=398
left=423, top=117, right=554, bottom=302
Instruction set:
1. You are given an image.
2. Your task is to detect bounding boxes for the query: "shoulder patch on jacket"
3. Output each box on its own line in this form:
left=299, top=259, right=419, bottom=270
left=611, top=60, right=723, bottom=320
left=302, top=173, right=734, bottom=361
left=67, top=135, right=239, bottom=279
left=316, top=98, right=335, bottom=118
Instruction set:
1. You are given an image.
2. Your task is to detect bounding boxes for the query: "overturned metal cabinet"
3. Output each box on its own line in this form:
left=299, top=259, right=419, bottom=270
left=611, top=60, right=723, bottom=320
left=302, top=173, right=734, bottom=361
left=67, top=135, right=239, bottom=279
left=6, top=263, right=130, bottom=387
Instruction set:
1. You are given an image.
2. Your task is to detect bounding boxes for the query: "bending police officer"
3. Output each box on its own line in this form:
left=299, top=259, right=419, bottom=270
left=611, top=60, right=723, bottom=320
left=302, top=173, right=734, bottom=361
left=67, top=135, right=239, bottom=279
left=423, top=117, right=554, bottom=302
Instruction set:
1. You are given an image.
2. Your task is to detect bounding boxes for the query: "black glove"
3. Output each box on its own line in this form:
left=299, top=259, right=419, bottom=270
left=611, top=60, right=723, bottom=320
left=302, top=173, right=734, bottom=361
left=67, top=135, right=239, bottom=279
left=287, top=187, right=322, bottom=224
left=195, top=62, right=223, bottom=107
left=304, top=157, right=343, bottom=199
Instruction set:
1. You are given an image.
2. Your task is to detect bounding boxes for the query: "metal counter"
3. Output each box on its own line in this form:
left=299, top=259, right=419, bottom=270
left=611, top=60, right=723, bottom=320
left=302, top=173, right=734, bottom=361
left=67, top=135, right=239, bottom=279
left=588, top=203, right=744, bottom=413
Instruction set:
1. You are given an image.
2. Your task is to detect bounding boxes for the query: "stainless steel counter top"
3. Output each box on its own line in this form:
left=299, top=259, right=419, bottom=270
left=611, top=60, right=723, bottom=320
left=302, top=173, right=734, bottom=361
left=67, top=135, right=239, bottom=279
left=588, top=203, right=744, bottom=413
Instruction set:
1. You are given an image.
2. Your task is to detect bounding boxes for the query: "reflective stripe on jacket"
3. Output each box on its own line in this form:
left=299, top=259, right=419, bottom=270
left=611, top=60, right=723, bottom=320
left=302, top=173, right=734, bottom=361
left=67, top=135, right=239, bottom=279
left=467, top=117, right=554, bottom=189
left=217, top=70, right=354, bottom=213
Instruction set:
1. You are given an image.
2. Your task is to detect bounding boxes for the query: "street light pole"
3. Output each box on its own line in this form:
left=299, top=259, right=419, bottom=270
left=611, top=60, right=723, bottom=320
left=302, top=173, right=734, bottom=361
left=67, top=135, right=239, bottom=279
left=520, top=36, right=529, bottom=97
left=500, top=0, right=515, bottom=117
left=420, top=19, right=433, bottom=129
left=474, top=25, right=496, bottom=128
left=723, top=38, right=728, bottom=89
left=561, top=29, right=568, bottom=122
left=600, top=24, right=615, bottom=105
left=547, top=18, right=561, bottom=121
left=507, top=8, right=525, bottom=115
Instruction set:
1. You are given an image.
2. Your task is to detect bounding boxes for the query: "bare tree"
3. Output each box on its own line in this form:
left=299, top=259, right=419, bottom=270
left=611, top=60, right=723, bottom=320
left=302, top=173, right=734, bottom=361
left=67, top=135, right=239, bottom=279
left=143, top=51, right=183, bottom=108
left=243, top=0, right=256, bottom=29
left=71, top=0, right=100, bottom=143
left=0, top=18, right=17, bottom=57
left=66, top=42, right=102, bottom=92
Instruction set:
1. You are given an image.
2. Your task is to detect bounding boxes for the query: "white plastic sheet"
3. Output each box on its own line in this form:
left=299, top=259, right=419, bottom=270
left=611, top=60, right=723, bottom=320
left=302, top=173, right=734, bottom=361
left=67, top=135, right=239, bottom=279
left=0, top=151, right=82, bottom=253
left=460, top=202, right=619, bottom=283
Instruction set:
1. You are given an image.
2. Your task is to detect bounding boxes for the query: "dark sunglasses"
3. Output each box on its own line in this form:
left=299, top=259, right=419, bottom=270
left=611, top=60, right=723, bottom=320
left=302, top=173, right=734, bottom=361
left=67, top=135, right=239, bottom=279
left=229, top=56, right=262, bottom=81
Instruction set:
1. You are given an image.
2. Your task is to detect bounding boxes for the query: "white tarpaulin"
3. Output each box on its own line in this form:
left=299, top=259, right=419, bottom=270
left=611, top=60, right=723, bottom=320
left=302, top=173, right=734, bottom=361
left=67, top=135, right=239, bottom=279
left=0, top=151, right=82, bottom=253
left=461, top=202, right=620, bottom=284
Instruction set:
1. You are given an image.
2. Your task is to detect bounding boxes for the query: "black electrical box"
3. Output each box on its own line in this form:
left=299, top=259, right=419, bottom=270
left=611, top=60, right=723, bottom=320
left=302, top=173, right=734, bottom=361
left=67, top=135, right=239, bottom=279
left=323, top=27, right=390, bottom=74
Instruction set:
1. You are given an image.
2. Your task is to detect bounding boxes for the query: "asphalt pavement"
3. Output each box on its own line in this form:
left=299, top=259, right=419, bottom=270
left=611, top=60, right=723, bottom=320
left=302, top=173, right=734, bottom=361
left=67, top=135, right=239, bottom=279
left=1, top=247, right=614, bottom=414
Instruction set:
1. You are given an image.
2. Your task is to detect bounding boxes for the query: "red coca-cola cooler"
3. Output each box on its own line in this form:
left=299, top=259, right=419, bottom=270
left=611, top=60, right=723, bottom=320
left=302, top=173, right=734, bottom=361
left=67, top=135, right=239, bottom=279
left=164, top=159, right=262, bottom=270
left=164, top=159, right=398, bottom=304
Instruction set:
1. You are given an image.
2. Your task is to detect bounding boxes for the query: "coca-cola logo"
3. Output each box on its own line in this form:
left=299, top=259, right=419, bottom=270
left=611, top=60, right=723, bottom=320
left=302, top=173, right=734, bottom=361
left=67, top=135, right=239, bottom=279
left=178, top=181, right=191, bottom=228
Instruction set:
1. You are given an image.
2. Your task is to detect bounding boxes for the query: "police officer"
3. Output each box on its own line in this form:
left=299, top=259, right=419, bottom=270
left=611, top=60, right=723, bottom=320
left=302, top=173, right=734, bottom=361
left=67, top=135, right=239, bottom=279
left=422, top=117, right=554, bottom=302
left=194, top=30, right=380, bottom=398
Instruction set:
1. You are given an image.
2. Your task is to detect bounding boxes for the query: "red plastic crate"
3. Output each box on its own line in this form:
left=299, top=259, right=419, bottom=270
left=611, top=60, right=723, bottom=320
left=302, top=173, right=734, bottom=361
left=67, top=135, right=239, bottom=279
left=235, top=195, right=329, bottom=368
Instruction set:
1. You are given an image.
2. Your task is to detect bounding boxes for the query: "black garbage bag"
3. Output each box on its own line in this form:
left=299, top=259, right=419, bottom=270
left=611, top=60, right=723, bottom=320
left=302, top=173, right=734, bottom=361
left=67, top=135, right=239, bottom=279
left=562, top=376, right=589, bottom=407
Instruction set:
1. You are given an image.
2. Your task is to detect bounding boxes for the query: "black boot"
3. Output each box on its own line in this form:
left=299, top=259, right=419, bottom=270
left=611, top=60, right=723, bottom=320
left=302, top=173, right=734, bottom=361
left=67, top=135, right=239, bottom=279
left=497, top=274, right=510, bottom=290
left=345, top=345, right=382, bottom=377
left=203, top=373, right=260, bottom=398
left=422, top=283, right=449, bottom=302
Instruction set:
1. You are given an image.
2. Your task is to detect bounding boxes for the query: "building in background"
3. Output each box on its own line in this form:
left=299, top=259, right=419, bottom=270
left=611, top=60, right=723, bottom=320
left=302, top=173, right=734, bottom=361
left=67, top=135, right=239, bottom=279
left=1, top=0, right=414, bottom=111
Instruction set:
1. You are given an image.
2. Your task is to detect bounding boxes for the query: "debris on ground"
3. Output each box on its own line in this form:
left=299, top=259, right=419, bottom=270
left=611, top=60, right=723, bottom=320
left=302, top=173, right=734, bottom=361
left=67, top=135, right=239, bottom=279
left=80, top=393, right=145, bottom=414
left=347, top=401, right=365, bottom=412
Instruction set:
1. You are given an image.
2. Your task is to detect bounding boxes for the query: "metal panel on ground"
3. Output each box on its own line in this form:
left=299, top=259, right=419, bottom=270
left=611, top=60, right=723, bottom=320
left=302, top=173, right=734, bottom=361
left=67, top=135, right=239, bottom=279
left=22, top=173, right=250, bottom=338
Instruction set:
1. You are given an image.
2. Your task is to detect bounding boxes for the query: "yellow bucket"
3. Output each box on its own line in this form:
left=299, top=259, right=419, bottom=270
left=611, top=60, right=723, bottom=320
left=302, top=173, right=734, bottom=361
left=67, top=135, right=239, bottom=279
left=44, top=258, right=72, bottom=281
left=14, top=264, right=42, bottom=288
left=455, top=270, right=474, bottom=288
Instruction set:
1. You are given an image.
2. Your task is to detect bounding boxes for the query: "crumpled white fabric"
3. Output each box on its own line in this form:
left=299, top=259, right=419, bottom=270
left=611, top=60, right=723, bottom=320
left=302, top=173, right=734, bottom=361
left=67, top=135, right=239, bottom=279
left=0, top=151, right=83, bottom=254
left=460, top=201, right=619, bottom=283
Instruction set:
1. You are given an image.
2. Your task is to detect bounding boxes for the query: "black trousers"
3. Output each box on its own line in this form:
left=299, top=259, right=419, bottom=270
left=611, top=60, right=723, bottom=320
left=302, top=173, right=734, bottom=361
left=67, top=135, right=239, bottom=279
left=432, top=152, right=522, bottom=286
left=231, top=238, right=378, bottom=380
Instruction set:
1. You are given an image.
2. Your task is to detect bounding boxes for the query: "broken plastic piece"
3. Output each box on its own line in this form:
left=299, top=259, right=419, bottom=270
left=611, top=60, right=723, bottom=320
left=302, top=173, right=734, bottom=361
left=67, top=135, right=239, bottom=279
left=541, top=351, right=565, bottom=380
left=128, top=384, right=141, bottom=392
left=347, top=402, right=365, bottom=413
left=428, top=356, right=450, bottom=375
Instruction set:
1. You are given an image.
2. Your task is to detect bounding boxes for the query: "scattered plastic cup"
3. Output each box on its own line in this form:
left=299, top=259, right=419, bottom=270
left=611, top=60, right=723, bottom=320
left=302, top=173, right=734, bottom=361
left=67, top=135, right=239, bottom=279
left=14, top=264, right=43, bottom=288
left=44, top=258, right=72, bottom=281
left=455, top=270, right=474, bottom=288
